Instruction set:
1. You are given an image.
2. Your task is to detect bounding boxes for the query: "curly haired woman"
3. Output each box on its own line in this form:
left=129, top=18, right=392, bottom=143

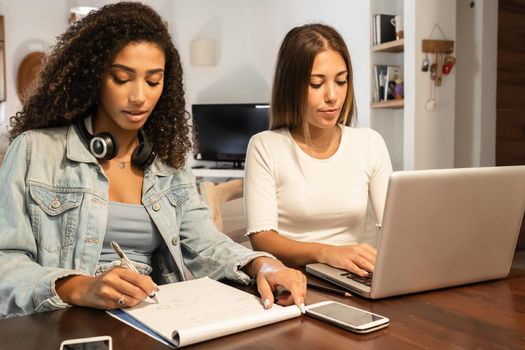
left=0, top=2, right=305, bottom=318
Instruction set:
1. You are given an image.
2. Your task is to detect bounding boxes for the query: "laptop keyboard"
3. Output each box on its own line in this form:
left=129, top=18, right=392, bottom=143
left=340, top=272, right=373, bottom=286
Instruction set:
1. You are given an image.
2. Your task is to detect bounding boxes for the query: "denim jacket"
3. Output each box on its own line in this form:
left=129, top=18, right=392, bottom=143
left=0, top=125, right=269, bottom=318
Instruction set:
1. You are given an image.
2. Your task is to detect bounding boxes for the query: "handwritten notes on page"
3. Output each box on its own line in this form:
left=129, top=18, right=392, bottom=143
left=119, top=277, right=301, bottom=348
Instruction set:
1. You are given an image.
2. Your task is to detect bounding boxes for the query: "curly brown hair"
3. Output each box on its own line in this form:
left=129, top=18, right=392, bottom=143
left=9, top=1, right=192, bottom=169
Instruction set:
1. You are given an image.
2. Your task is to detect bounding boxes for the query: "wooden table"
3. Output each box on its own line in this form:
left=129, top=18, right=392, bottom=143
left=1, top=255, right=524, bottom=350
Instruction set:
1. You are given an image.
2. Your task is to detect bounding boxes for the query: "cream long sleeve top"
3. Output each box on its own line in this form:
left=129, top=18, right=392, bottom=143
left=244, top=126, right=393, bottom=247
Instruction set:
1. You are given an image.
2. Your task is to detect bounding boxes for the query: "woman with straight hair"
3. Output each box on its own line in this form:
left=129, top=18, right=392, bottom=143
left=245, top=23, right=392, bottom=277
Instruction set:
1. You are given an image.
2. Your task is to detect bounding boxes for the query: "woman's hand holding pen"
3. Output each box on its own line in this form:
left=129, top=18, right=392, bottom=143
left=318, top=243, right=377, bottom=277
left=55, top=268, right=158, bottom=309
left=246, top=257, right=306, bottom=313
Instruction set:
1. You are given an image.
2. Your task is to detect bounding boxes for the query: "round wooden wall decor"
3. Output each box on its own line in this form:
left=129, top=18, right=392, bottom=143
left=17, top=51, right=46, bottom=102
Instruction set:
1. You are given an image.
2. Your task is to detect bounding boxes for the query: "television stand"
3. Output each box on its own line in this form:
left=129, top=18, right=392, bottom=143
left=192, top=168, right=244, bottom=179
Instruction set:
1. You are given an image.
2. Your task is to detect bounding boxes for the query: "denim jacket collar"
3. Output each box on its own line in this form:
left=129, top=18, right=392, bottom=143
left=66, top=123, right=98, bottom=165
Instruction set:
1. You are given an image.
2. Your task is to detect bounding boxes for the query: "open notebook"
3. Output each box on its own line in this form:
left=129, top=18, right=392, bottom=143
left=107, top=277, right=301, bottom=348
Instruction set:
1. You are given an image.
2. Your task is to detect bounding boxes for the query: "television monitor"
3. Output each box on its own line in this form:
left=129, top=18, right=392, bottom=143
left=192, top=103, right=270, bottom=168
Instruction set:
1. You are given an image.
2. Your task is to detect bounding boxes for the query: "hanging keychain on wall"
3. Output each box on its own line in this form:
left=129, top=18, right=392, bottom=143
left=442, top=55, right=456, bottom=74
left=426, top=54, right=437, bottom=111
left=422, top=52, right=430, bottom=72
left=425, top=79, right=437, bottom=112
left=421, top=23, right=455, bottom=112
left=435, top=52, right=443, bottom=87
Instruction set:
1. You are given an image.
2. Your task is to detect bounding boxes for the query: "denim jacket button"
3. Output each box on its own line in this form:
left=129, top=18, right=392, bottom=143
left=153, top=203, right=161, bottom=211
left=51, top=199, right=61, bottom=209
left=171, top=237, right=178, bottom=246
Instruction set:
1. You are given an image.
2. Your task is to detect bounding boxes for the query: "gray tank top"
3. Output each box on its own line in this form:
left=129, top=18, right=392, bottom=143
left=98, top=201, right=162, bottom=266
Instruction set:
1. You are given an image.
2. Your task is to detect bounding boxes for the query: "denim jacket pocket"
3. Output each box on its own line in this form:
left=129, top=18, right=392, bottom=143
left=165, top=185, right=190, bottom=208
left=29, top=184, right=83, bottom=253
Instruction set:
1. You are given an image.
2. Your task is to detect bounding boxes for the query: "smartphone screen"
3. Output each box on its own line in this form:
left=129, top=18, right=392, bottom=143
left=61, top=339, right=111, bottom=350
left=309, top=303, right=383, bottom=327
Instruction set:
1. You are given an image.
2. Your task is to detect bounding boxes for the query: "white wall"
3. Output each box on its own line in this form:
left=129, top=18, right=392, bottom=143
left=171, top=0, right=371, bottom=127
left=410, top=0, right=457, bottom=169
left=455, top=0, right=497, bottom=167
left=0, top=0, right=371, bottom=155
left=0, top=0, right=69, bottom=152
left=0, top=0, right=497, bottom=171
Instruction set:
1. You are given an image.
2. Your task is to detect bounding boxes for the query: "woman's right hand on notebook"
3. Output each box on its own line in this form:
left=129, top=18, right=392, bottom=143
left=318, top=243, right=377, bottom=277
left=55, top=268, right=158, bottom=309
left=247, top=257, right=306, bottom=312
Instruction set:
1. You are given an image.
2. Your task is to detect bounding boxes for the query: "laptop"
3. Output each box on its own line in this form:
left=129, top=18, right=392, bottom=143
left=306, top=166, right=525, bottom=299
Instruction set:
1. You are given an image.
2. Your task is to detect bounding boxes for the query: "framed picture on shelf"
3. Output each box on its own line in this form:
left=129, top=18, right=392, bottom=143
left=385, top=66, right=402, bottom=101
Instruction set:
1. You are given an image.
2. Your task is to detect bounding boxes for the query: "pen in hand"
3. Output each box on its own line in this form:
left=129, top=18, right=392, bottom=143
left=110, top=240, right=159, bottom=303
left=307, top=281, right=352, bottom=298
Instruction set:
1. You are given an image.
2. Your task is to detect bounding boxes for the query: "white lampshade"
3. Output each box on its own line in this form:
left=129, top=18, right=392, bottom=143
left=189, top=38, right=216, bottom=66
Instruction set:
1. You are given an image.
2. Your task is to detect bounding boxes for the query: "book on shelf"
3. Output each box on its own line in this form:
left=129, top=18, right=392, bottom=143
left=373, top=14, right=396, bottom=45
left=374, top=65, right=388, bottom=102
left=385, top=65, right=402, bottom=101
left=107, top=277, right=301, bottom=348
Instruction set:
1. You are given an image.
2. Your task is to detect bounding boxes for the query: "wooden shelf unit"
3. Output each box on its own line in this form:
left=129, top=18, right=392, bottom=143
left=371, top=39, right=404, bottom=53
left=371, top=99, right=404, bottom=109
left=371, top=38, right=404, bottom=109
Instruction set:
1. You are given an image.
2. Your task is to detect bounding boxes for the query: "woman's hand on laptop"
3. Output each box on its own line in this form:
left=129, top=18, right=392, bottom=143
left=318, top=243, right=377, bottom=277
